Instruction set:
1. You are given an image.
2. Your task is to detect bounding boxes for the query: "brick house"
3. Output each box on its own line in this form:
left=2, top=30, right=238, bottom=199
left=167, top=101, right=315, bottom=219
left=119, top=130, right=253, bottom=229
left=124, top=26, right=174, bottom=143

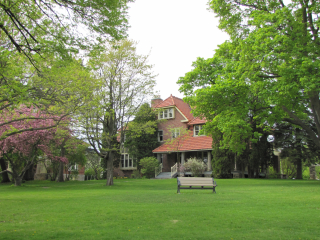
left=151, top=95, right=213, bottom=174
left=117, top=94, right=213, bottom=177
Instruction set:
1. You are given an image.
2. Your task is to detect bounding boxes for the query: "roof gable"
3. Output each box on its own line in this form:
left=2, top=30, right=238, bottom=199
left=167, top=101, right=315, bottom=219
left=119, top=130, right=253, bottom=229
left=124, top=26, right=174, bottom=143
left=153, top=95, right=194, bottom=121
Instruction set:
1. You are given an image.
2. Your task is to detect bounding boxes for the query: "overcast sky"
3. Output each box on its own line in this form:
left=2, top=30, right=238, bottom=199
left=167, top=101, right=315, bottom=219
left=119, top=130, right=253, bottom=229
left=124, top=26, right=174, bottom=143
left=127, top=0, right=229, bottom=100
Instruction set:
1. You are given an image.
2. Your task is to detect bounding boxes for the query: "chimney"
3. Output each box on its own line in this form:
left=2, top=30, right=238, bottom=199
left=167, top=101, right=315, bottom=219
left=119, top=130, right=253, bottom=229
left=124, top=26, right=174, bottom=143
left=151, top=98, right=163, bottom=108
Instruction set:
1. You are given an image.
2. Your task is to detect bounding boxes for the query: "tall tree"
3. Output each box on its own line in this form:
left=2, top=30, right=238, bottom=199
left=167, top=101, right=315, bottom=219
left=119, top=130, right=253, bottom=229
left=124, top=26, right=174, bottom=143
left=82, top=39, right=156, bottom=186
left=207, top=0, right=320, bottom=151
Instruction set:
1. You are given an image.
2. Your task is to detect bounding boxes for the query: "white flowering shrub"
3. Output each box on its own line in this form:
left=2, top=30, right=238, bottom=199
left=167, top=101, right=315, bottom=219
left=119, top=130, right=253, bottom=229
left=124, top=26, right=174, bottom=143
left=183, top=157, right=207, bottom=177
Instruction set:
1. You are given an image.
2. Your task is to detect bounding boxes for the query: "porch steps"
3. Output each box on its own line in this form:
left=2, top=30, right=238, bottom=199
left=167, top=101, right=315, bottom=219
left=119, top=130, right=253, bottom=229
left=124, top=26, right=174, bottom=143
left=155, top=172, right=174, bottom=179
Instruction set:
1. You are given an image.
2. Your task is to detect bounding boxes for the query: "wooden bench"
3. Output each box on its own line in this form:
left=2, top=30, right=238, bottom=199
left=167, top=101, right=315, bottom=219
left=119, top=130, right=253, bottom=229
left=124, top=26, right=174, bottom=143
left=177, top=177, right=217, bottom=194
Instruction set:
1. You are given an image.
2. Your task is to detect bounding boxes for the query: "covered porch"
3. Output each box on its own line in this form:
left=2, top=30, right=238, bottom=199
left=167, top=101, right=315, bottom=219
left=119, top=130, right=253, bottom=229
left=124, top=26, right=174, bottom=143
left=155, top=150, right=212, bottom=178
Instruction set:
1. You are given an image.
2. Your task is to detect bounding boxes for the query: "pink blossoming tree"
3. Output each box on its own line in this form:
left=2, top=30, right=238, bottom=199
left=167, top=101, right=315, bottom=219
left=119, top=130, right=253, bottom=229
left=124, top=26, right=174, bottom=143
left=0, top=106, right=71, bottom=186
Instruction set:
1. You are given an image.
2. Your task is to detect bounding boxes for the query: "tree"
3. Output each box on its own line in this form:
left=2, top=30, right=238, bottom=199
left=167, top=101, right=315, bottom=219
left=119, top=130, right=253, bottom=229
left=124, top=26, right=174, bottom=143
left=178, top=50, right=275, bottom=177
left=64, top=140, right=88, bottom=181
left=86, top=149, right=103, bottom=180
left=82, top=39, right=156, bottom=186
left=0, top=54, right=97, bottom=140
left=206, top=0, right=320, bottom=151
left=124, top=103, right=159, bottom=169
left=139, top=157, right=159, bottom=179
left=273, top=122, right=320, bottom=179
left=178, top=0, right=320, bottom=176
left=0, top=106, right=71, bottom=186
left=0, top=0, right=129, bottom=139
left=0, top=0, right=132, bottom=66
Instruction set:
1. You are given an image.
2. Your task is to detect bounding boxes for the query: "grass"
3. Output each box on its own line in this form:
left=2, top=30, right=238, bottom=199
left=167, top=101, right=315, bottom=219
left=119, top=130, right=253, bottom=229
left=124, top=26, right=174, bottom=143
left=0, top=178, right=320, bottom=240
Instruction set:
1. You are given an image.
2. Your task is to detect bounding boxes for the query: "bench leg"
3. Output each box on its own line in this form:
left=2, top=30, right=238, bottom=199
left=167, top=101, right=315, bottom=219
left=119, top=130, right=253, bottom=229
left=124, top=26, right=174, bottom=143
left=213, top=186, right=216, bottom=193
left=177, top=186, right=180, bottom=194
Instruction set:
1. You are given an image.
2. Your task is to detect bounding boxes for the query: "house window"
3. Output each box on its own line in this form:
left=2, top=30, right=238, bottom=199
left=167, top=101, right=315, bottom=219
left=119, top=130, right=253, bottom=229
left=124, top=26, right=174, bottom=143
left=194, top=125, right=205, bottom=136
left=158, top=108, right=174, bottom=119
left=68, top=164, right=78, bottom=171
left=158, top=130, right=163, bottom=142
left=121, top=153, right=136, bottom=169
left=172, top=128, right=180, bottom=138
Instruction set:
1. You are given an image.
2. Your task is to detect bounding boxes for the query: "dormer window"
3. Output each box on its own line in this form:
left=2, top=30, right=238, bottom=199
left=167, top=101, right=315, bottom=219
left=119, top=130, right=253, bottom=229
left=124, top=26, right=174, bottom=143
left=158, top=108, right=174, bottom=119
left=194, top=125, right=205, bottom=136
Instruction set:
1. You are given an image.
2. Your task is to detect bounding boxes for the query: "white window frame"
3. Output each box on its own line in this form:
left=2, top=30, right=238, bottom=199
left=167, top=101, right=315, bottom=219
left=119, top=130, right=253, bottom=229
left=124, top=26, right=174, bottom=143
left=121, top=153, right=136, bottom=169
left=158, top=108, right=174, bottom=119
left=158, top=130, right=163, bottom=142
left=194, top=125, right=205, bottom=136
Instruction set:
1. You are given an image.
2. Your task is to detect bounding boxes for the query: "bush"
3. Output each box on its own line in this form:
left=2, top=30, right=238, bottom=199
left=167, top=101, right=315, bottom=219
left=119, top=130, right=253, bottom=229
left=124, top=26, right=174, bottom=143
left=268, top=166, right=279, bottom=179
left=302, top=167, right=310, bottom=180
left=131, top=170, right=141, bottom=179
left=183, top=157, right=206, bottom=177
left=140, top=157, right=159, bottom=179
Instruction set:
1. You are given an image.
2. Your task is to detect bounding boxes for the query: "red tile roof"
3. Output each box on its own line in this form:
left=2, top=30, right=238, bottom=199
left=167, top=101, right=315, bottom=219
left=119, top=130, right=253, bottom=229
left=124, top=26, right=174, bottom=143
left=152, top=131, right=212, bottom=153
left=153, top=95, right=193, bottom=121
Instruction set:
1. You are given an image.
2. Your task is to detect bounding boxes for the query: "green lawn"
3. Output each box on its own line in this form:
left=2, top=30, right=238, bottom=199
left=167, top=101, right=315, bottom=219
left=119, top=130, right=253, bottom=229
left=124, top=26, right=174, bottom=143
left=0, top=178, right=320, bottom=240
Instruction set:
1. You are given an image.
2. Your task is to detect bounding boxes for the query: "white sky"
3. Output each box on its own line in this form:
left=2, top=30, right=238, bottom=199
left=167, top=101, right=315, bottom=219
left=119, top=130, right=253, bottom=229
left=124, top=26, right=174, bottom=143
left=127, top=0, right=229, bottom=100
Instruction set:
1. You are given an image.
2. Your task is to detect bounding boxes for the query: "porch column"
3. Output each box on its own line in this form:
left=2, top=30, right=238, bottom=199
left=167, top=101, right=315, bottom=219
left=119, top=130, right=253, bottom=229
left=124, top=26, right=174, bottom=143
left=181, top=152, right=185, bottom=165
left=157, top=153, right=161, bottom=163
left=207, top=151, right=212, bottom=171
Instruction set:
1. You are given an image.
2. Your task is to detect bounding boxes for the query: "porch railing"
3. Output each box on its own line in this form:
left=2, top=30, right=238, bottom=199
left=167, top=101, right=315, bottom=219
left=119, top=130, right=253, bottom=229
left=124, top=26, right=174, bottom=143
left=155, top=163, right=163, bottom=178
left=171, top=163, right=178, bottom=177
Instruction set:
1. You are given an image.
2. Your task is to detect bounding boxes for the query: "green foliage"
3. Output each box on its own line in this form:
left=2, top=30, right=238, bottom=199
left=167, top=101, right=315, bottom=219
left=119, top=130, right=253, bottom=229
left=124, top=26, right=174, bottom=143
left=139, top=157, right=159, bottom=179
left=303, top=167, right=310, bottom=180
left=81, top=39, right=156, bottom=185
left=0, top=0, right=131, bottom=65
left=268, top=166, right=279, bottom=179
left=178, top=0, right=320, bottom=176
left=212, top=147, right=234, bottom=179
left=183, top=157, right=207, bottom=177
left=85, top=168, right=95, bottom=176
left=280, top=157, right=297, bottom=179
left=124, top=103, right=159, bottom=168
left=65, top=142, right=88, bottom=168
left=85, top=150, right=103, bottom=180
left=131, top=170, right=141, bottom=179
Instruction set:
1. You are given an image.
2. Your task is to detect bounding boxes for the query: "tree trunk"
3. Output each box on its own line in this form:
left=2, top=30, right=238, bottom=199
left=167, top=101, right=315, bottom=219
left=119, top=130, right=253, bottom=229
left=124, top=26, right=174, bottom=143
left=56, top=162, right=64, bottom=182
left=23, top=163, right=35, bottom=181
left=56, top=144, right=66, bottom=182
left=0, top=158, right=10, bottom=183
left=106, top=153, right=114, bottom=186
left=14, top=176, right=22, bottom=186
left=296, top=157, right=302, bottom=179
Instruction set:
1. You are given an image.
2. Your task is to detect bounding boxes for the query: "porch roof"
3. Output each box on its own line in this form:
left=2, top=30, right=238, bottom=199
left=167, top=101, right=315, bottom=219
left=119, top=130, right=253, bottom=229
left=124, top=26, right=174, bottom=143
left=152, top=134, right=213, bottom=153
